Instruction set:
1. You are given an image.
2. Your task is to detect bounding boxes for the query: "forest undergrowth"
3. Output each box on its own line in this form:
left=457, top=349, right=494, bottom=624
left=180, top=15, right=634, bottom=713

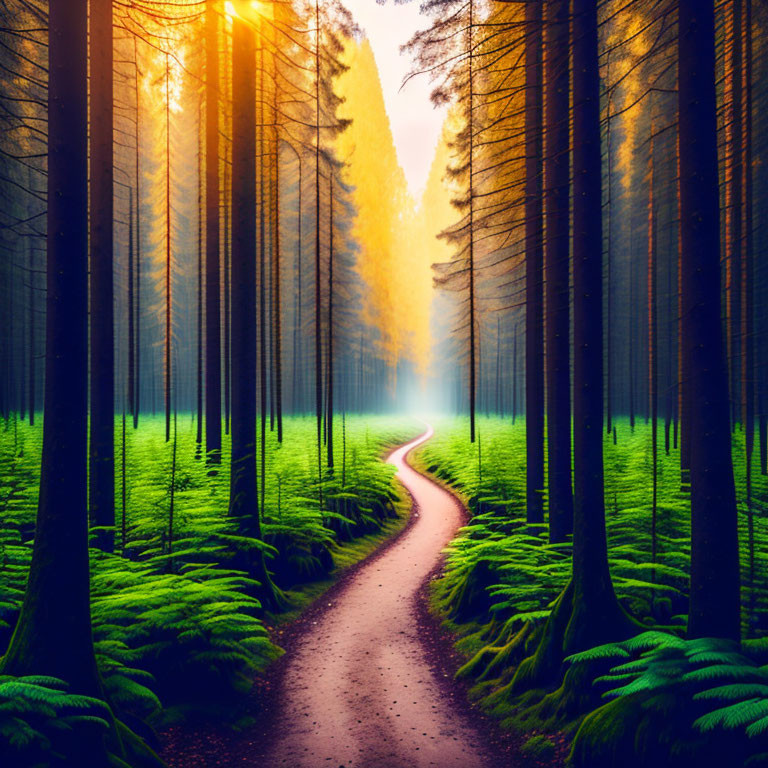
left=414, top=416, right=768, bottom=768
left=0, top=414, right=419, bottom=765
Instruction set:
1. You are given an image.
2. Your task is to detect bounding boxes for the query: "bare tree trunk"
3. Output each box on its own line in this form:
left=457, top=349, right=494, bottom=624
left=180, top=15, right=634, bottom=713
left=524, top=0, right=544, bottom=524
left=544, top=0, right=573, bottom=543
left=568, top=0, right=627, bottom=649
left=205, top=0, right=223, bottom=461
left=726, top=0, right=743, bottom=429
left=128, top=188, right=136, bottom=425
left=133, top=38, right=142, bottom=429
left=742, top=0, right=755, bottom=618
left=196, top=138, right=204, bottom=450
left=274, top=116, right=283, bottom=442
left=27, top=242, right=35, bottom=426
left=314, top=0, right=324, bottom=499
left=229, top=16, right=281, bottom=610
left=2, top=0, right=103, bottom=709
left=467, top=0, right=476, bottom=443
left=679, top=0, right=740, bottom=641
left=89, top=0, right=115, bottom=553
left=164, top=54, right=172, bottom=443
left=327, top=175, right=334, bottom=470
left=648, top=118, right=658, bottom=581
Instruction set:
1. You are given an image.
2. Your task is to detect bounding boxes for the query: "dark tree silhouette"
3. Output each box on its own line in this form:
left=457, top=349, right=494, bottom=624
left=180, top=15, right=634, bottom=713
left=89, top=0, right=115, bottom=553
left=678, top=0, right=740, bottom=641
left=229, top=11, right=282, bottom=611
left=544, top=0, right=573, bottom=543
left=568, top=0, right=628, bottom=651
left=205, top=0, right=223, bottom=462
left=1, top=0, right=104, bottom=716
left=524, top=0, right=545, bottom=526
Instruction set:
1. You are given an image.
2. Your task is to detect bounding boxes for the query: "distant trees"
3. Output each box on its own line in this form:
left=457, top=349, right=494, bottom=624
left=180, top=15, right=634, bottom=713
left=411, top=0, right=761, bottom=657
left=0, top=0, right=427, bottom=686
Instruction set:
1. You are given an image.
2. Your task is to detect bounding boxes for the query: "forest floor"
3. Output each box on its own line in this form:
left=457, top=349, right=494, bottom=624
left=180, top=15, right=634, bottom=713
left=161, top=427, right=523, bottom=768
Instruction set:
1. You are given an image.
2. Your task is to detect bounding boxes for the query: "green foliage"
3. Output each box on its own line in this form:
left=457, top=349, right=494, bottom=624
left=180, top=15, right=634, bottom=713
left=415, top=416, right=768, bottom=766
left=0, top=675, right=111, bottom=765
left=565, top=633, right=768, bottom=767
left=0, top=414, right=419, bottom=745
left=520, top=733, right=556, bottom=760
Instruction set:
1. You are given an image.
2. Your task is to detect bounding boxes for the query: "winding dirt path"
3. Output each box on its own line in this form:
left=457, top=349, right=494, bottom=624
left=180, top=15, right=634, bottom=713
left=259, top=426, right=498, bottom=768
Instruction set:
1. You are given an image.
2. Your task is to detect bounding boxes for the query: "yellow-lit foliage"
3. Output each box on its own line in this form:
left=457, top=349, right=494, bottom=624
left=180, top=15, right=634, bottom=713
left=604, top=5, right=657, bottom=189
left=418, top=118, right=460, bottom=289
left=408, top=121, right=458, bottom=373
left=336, top=39, right=436, bottom=378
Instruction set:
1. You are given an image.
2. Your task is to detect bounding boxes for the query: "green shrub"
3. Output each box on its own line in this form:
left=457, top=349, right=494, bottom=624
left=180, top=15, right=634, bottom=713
left=521, top=733, right=556, bottom=760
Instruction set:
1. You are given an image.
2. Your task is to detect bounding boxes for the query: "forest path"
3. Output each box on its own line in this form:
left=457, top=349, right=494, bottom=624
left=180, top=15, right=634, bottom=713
left=259, top=425, right=499, bottom=768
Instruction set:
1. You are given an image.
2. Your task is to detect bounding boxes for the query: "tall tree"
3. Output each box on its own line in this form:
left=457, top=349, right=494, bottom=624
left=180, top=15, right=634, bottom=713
left=544, top=0, right=573, bottom=543
left=742, top=0, right=756, bottom=608
left=229, top=8, right=282, bottom=611
left=678, top=0, right=740, bottom=641
left=467, top=0, right=476, bottom=443
left=567, top=0, right=628, bottom=651
left=327, top=173, right=335, bottom=470
left=89, top=0, right=115, bottom=553
left=726, top=0, right=744, bottom=428
left=1, top=0, right=101, bottom=700
left=514, top=1, right=632, bottom=692
left=230, top=9, right=260, bottom=563
left=164, top=53, right=173, bottom=443
left=524, top=0, right=545, bottom=526
left=27, top=241, right=35, bottom=426
left=205, top=0, right=222, bottom=462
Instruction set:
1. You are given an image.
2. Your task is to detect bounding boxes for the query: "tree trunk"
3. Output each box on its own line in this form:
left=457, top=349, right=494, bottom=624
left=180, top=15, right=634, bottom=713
left=27, top=242, right=35, bottom=426
left=258, top=41, right=267, bottom=516
left=605, top=52, right=613, bottom=437
left=205, top=0, right=222, bottom=462
left=678, top=0, right=740, bottom=641
left=291, top=150, right=303, bottom=413
left=274, top=112, right=283, bottom=443
left=2, top=0, right=101, bottom=699
left=544, top=0, right=573, bottom=543
left=315, top=0, right=323, bottom=495
left=89, top=0, right=115, bottom=553
left=467, top=0, right=476, bottom=443
left=524, top=0, right=544, bottom=524
left=229, top=16, right=281, bottom=610
left=742, top=0, right=755, bottom=611
left=648, top=119, right=658, bottom=580
left=224, top=152, right=231, bottom=436
left=133, top=39, right=142, bottom=429
left=327, top=175, right=334, bottom=470
left=128, top=187, right=136, bottom=425
left=196, top=139, right=204, bottom=450
left=726, top=0, right=743, bottom=429
left=165, top=54, right=172, bottom=443
left=677, top=144, right=690, bottom=482
left=568, top=0, right=627, bottom=651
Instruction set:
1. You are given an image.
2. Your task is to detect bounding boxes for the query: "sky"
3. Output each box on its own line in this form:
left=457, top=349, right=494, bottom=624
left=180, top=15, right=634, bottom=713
left=341, top=0, right=446, bottom=200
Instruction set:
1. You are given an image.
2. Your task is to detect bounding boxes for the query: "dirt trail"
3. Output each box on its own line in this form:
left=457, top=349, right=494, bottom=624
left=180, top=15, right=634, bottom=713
left=260, top=426, right=498, bottom=768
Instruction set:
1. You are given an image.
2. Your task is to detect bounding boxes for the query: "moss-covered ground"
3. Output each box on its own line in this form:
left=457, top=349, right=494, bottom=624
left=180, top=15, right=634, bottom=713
left=412, top=415, right=768, bottom=767
left=0, top=413, right=421, bottom=764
